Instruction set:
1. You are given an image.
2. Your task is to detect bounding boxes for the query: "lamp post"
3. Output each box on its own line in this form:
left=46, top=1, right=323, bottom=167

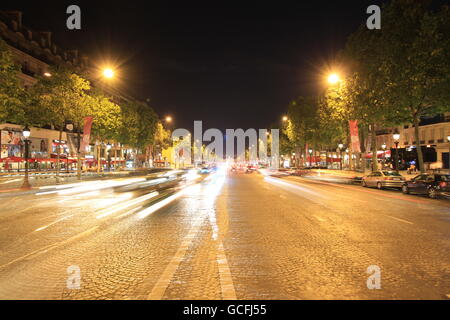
left=393, top=130, right=401, bottom=173
left=381, top=143, right=387, bottom=168
left=338, top=143, right=344, bottom=170
left=21, top=127, right=31, bottom=190
left=447, top=135, right=450, bottom=171
left=308, top=149, right=313, bottom=167
left=106, top=143, right=112, bottom=171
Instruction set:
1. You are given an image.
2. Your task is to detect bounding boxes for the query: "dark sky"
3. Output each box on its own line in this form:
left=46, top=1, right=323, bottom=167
left=2, top=0, right=387, bottom=132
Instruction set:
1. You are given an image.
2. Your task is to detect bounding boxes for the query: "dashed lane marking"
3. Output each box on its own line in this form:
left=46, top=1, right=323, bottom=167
left=34, top=214, right=74, bottom=232
left=0, top=226, right=98, bottom=270
left=147, top=218, right=205, bottom=300
left=216, top=242, right=237, bottom=300
left=314, top=216, right=326, bottom=222
left=385, top=215, right=414, bottom=225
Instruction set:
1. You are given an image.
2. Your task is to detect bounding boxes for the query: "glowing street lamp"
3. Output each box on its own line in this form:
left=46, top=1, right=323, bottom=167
left=165, top=116, right=172, bottom=123
left=327, top=73, right=340, bottom=85
left=282, top=116, right=288, bottom=122
left=103, top=68, right=115, bottom=79
left=21, top=127, right=31, bottom=190
left=447, top=135, right=450, bottom=171
left=338, top=143, right=344, bottom=170
left=393, top=130, right=401, bottom=173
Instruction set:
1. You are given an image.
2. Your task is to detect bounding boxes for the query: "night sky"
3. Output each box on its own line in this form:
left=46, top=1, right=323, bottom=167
left=2, top=0, right=387, bottom=132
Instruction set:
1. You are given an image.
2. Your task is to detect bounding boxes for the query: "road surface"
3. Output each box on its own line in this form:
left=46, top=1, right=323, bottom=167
left=0, top=170, right=448, bottom=299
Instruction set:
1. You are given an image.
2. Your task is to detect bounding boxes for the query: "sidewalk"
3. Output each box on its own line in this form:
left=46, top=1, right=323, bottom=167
left=0, top=171, right=136, bottom=192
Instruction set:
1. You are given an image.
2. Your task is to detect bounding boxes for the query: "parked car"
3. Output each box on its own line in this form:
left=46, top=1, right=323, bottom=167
left=401, top=173, right=450, bottom=199
left=361, top=171, right=405, bottom=189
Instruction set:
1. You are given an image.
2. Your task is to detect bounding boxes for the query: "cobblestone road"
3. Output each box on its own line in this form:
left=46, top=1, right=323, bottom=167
left=0, top=170, right=448, bottom=299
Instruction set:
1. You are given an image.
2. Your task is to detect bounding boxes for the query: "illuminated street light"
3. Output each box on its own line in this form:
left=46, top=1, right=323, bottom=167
left=282, top=116, right=288, bottom=122
left=21, top=127, right=31, bottom=190
left=327, top=73, right=340, bottom=85
left=43, top=72, right=52, bottom=77
left=165, top=116, right=172, bottom=123
left=338, top=144, right=344, bottom=170
left=103, top=68, right=115, bottom=79
left=447, top=135, right=450, bottom=170
left=393, top=129, right=401, bottom=173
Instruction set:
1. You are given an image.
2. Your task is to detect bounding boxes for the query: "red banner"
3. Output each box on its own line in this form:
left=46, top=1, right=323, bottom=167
left=349, top=120, right=361, bottom=153
left=80, top=116, right=93, bottom=153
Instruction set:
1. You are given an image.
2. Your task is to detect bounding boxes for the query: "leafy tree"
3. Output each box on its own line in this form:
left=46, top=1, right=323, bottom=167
left=380, top=0, right=450, bottom=172
left=0, top=38, right=29, bottom=125
left=32, top=67, right=90, bottom=177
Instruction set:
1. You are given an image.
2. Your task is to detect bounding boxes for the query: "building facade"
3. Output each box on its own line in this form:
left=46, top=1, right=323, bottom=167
left=376, top=113, right=450, bottom=171
left=0, top=11, right=140, bottom=171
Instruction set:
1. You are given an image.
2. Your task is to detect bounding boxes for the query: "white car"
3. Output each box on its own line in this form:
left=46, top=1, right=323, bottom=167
left=361, top=171, right=405, bottom=189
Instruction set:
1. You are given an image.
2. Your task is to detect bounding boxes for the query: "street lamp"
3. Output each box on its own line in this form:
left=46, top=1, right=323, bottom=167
left=103, top=68, right=115, bottom=79
left=165, top=116, right=172, bottom=123
left=282, top=116, right=288, bottom=122
left=393, top=130, right=400, bottom=173
left=447, top=135, right=450, bottom=171
left=21, top=127, right=31, bottom=190
left=381, top=143, right=387, bottom=168
left=327, top=73, right=340, bottom=85
left=338, top=143, right=344, bottom=170
left=308, top=149, right=313, bottom=167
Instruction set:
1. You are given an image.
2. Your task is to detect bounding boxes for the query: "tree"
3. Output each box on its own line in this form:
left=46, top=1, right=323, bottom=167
left=0, top=38, right=30, bottom=125
left=380, top=0, right=450, bottom=173
left=32, top=68, right=90, bottom=178
left=118, top=101, right=159, bottom=167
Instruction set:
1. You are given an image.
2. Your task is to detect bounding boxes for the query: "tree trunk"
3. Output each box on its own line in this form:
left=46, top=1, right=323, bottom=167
left=97, top=144, right=101, bottom=174
left=120, top=146, right=124, bottom=169
left=347, top=132, right=353, bottom=171
left=371, top=123, right=378, bottom=172
left=361, top=125, right=369, bottom=172
left=413, top=115, right=425, bottom=173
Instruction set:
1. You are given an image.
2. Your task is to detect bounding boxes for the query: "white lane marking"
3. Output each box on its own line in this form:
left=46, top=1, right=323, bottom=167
left=96, top=191, right=158, bottom=219
left=216, top=242, right=237, bottom=300
left=35, top=214, right=74, bottom=232
left=0, top=179, right=21, bottom=185
left=385, top=215, right=414, bottom=225
left=147, top=218, right=205, bottom=300
left=35, top=190, right=58, bottom=196
left=0, top=226, right=98, bottom=270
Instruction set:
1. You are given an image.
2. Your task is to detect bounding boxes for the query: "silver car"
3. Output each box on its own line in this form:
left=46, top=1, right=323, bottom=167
left=362, top=171, right=405, bottom=189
